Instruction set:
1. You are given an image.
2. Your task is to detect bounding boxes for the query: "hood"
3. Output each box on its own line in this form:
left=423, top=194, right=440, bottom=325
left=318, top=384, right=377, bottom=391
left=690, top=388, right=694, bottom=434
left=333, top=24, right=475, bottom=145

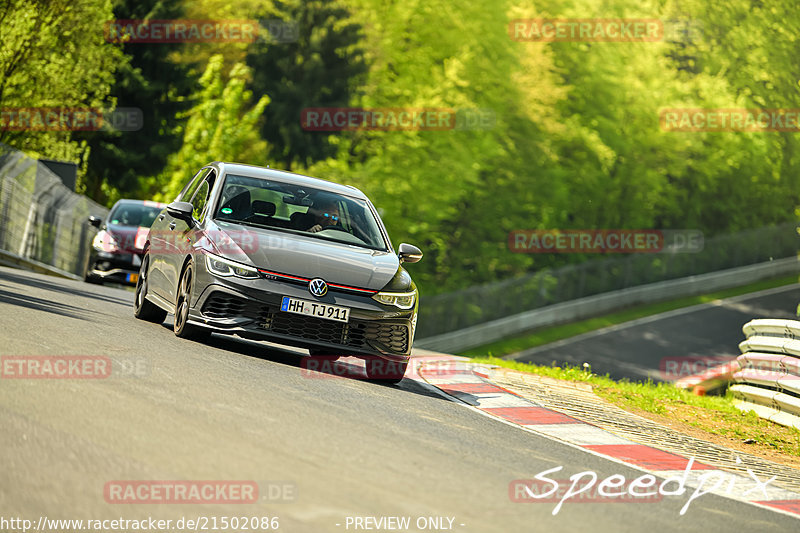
left=202, top=221, right=400, bottom=291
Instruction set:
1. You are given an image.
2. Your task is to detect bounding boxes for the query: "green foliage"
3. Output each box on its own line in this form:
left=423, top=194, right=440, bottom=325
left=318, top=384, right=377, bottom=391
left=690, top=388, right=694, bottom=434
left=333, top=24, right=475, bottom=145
left=301, top=0, right=800, bottom=295
left=247, top=0, right=368, bottom=168
left=0, top=0, right=124, bottom=183
left=77, top=0, right=198, bottom=205
left=157, top=54, right=270, bottom=200
left=7, top=0, right=800, bottom=297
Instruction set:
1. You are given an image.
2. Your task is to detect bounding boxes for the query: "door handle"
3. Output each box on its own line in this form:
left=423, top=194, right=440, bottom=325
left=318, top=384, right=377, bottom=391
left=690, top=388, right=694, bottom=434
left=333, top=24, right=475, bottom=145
left=158, top=214, right=165, bottom=221
left=169, top=222, right=176, bottom=230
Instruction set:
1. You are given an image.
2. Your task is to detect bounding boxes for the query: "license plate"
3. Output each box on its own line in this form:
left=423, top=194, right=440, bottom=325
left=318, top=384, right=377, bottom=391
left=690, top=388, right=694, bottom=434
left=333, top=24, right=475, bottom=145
left=127, top=273, right=139, bottom=283
left=280, top=296, right=349, bottom=323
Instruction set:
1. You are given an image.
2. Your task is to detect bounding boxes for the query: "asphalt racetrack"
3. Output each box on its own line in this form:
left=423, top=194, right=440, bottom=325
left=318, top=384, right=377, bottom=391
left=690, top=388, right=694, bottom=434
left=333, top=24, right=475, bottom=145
left=1, top=266, right=797, bottom=532
left=509, top=284, right=800, bottom=381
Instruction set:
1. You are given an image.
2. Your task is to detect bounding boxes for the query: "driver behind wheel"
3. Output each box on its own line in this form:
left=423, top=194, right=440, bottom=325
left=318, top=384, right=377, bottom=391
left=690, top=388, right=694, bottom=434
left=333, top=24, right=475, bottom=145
left=307, top=199, right=342, bottom=233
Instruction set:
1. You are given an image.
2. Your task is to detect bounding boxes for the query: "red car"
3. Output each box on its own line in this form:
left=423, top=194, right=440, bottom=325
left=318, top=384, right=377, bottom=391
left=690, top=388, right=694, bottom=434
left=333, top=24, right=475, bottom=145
left=84, top=199, right=167, bottom=285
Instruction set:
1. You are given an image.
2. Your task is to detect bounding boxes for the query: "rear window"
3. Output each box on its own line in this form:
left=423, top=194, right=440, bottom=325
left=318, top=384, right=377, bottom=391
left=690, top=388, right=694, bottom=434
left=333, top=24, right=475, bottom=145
left=108, top=203, right=163, bottom=228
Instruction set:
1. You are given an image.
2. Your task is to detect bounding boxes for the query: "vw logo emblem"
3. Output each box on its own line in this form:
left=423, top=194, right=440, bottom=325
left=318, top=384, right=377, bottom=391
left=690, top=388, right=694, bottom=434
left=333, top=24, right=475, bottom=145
left=308, top=278, right=328, bottom=297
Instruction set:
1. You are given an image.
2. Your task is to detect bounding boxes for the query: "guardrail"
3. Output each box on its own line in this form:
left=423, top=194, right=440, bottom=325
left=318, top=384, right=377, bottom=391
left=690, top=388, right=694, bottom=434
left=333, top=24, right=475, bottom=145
left=418, top=222, right=800, bottom=339
left=731, top=319, right=800, bottom=430
left=0, top=144, right=108, bottom=278
left=417, top=257, right=799, bottom=353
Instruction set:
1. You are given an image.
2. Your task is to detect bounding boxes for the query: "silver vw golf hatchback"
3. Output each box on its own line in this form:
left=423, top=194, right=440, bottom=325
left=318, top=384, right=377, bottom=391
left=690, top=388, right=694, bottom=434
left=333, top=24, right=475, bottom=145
left=133, top=162, right=423, bottom=382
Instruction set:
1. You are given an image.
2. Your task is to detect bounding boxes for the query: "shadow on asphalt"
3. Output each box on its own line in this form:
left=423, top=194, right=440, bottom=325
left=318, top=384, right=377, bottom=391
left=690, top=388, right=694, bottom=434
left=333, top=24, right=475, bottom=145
left=157, top=321, right=449, bottom=401
left=0, top=268, right=132, bottom=307
left=0, top=286, right=96, bottom=320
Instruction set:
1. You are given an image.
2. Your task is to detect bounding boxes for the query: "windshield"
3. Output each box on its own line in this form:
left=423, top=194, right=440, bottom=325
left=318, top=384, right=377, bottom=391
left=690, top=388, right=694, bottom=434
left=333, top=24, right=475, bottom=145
left=214, top=174, right=388, bottom=251
left=107, top=203, right=163, bottom=228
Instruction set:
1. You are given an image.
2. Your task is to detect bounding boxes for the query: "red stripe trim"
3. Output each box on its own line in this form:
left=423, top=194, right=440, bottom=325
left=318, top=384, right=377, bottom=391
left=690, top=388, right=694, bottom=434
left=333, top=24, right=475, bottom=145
left=329, top=282, right=377, bottom=294
left=257, top=269, right=310, bottom=282
left=256, top=269, right=377, bottom=294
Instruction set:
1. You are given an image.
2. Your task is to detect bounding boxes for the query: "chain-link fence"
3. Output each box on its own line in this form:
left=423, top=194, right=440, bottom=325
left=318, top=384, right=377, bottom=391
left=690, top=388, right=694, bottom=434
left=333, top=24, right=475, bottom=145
left=417, top=223, right=799, bottom=338
left=0, top=144, right=108, bottom=277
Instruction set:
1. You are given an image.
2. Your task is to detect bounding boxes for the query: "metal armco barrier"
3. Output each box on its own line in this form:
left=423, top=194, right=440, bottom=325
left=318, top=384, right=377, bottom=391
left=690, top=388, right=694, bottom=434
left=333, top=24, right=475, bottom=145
left=731, top=319, right=800, bottom=430
left=0, top=144, right=107, bottom=277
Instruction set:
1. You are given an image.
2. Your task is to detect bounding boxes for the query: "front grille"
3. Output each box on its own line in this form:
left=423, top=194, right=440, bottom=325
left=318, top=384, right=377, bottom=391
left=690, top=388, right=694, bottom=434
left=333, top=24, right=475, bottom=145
left=365, top=323, right=409, bottom=353
left=269, top=312, right=347, bottom=345
left=201, top=291, right=409, bottom=354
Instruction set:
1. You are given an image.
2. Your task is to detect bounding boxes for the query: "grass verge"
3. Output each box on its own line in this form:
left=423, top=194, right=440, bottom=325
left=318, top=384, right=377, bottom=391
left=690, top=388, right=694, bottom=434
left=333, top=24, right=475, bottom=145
left=459, top=274, right=798, bottom=358
left=470, top=356, right=800, bottom=465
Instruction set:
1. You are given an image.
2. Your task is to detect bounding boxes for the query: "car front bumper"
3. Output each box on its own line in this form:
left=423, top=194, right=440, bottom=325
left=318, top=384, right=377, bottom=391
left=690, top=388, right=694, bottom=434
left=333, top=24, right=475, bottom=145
left=187, top=265, right=416, bottom=362
left=87, top=251, right=142, bottom=285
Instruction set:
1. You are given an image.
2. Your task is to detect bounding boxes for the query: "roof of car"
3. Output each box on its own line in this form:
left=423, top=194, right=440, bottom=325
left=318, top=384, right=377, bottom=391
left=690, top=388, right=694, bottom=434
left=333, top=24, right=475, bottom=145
left=112, top=199, right=168, bottom=207
left=212, top=162, right=368, bottom=200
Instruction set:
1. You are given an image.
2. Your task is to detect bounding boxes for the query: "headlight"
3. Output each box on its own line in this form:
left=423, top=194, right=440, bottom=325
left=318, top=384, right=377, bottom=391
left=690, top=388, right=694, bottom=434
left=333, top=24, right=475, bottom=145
left=92, top=230, right=120, bottom=252
left=372, top=290, right=416, bottom=309
left=204, top=253, right=259, bottom=279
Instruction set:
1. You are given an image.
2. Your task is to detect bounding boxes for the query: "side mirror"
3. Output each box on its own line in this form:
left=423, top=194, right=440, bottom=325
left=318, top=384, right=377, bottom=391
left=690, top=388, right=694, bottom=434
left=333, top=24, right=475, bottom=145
left=398, top=243, right=423, bottom=264
left=166, top=201, right=194, bottom=224
left=88, top=215, right=102, bottom=228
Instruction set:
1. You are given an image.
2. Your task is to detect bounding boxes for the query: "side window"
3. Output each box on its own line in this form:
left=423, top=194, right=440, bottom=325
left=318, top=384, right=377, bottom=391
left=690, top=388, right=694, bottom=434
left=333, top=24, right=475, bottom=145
left=190, top=170, right=216, bottom=222
left=177, top=168, right=210, bottom=202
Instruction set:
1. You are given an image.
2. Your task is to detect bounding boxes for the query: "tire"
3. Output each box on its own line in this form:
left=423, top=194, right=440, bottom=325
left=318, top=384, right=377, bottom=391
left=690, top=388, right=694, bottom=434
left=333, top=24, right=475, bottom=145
left=83, top=255, right=102, bottom=285
left=308, top=349, right=340, bottom=362
left=173, top=262, right=211, bottom=341
left=364, top=357, right=408, bottom=384
left=84, top=273, right=102, bottom=285
left=133, top=252, right=167, bottom=323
